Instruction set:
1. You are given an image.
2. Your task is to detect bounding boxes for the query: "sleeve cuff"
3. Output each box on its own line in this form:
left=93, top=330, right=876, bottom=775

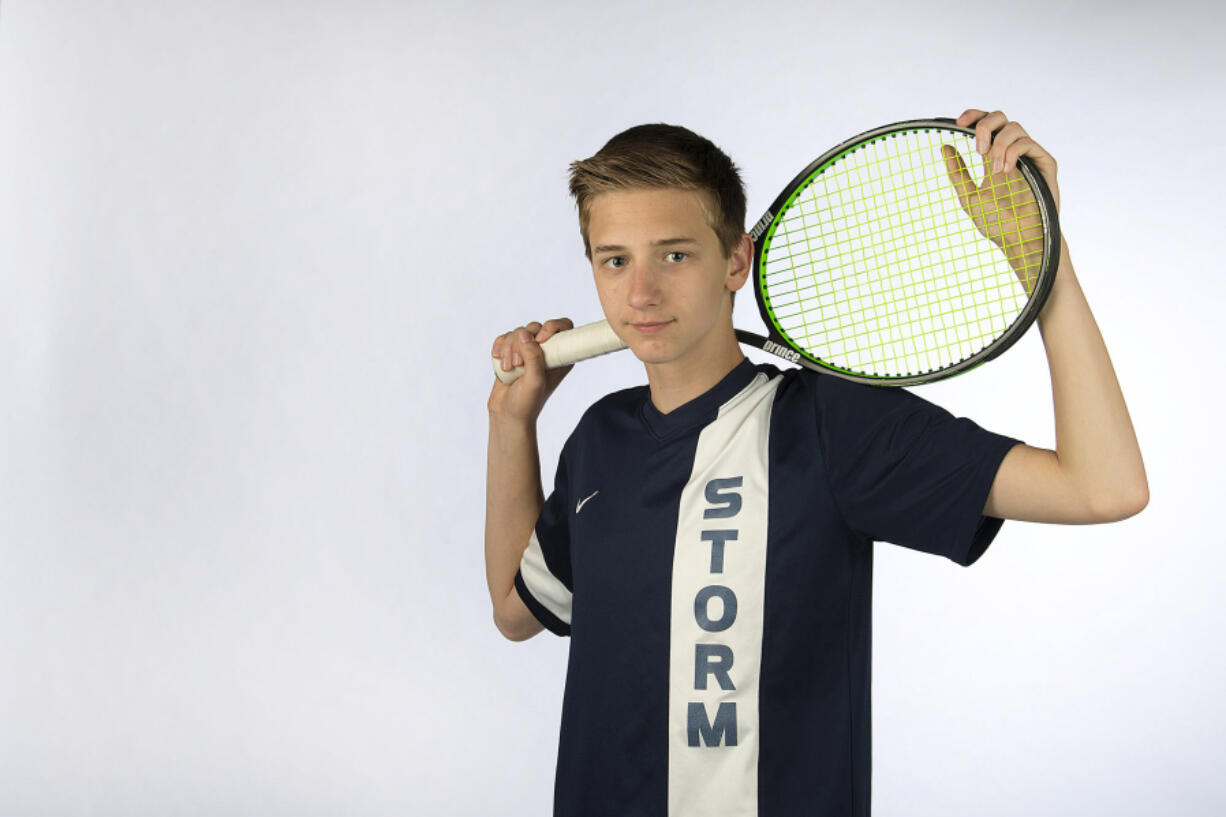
left=514, top=569, right=571, bottom=637
left=955, top=438, right=1023, bottom=567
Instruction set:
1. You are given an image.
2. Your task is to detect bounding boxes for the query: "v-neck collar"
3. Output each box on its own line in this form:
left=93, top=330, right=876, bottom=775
left=639, top=358, right=760, bottom=440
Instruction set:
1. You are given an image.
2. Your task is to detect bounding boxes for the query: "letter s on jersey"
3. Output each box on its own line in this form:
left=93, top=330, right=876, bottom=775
left=703, top=477, right=743, bottom=519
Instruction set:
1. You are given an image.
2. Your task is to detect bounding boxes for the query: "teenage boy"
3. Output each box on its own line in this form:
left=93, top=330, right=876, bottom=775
left=485, top=108, right=1147, bottom=817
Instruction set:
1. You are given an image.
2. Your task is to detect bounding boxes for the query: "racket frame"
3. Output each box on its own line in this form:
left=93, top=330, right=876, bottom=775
left=742, top=118, right=1060, bottom=387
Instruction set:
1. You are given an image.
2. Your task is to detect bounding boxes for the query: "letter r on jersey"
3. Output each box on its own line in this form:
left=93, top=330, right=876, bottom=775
left=694, top=643, right=735, bottom=690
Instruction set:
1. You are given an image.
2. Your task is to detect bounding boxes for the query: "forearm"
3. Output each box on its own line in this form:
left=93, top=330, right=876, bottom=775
left=484, top=415, right=546, bottom=613
left=1036, top=237, right=1148, bottom=516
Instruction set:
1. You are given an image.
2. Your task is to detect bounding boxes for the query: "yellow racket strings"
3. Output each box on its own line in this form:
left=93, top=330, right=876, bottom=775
left=761, top=128, right=1045, bottom=378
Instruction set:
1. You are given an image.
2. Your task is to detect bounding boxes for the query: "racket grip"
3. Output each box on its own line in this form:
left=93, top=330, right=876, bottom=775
left=492, top=319, right=628, bottom=384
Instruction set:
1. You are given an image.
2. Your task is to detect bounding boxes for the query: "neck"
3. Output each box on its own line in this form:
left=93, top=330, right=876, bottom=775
left=644, top=334, right=745, bottom=414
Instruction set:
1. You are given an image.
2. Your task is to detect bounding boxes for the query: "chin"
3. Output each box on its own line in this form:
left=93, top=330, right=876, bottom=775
left=628, top=340, right=683, bottom=367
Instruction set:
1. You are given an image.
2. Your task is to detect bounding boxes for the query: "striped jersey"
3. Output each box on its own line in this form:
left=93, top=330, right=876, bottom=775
left=514, top=358, right=1022, bottom=817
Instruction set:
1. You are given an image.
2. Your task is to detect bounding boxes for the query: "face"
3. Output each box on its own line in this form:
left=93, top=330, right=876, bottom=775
left=586, top=188, right=750, bottom=371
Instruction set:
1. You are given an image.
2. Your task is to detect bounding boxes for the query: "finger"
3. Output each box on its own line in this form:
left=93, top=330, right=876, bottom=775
left=989, top=121, right=1029, bottom=174
left=500, top=338, right=514, bottom=371
left=499, top=327, right=531, bottom=371
left=495, top=322, right=546, bottom=360
left=940, top=144, right=976, bottom=210
left=1001, top=135, right=1047, bottom=175
left=492, top=329, right=513, bottom=359
left=956, top=108, right=987, bottom=129
left=515, top=330, right=548, bottom=378
left=535, top=317, right=575, bottom=342
left=975, top=110, right=1009, bottom=156
left=509, top=327, right=534, bottom=369
left=494, top=330, right=515, bottom=369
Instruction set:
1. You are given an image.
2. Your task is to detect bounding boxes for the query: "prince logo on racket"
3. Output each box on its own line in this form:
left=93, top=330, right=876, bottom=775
left=486, top=109, right=1147, bottom=817
left=761, top=339, right=800, bottom=363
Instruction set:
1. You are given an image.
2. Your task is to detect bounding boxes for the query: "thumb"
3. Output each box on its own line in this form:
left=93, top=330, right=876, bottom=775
left=941, top=143, right=977, bottom=213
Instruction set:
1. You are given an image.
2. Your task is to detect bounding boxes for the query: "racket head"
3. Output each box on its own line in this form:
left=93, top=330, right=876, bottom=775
left=744, top=118, right=1060, bottom=387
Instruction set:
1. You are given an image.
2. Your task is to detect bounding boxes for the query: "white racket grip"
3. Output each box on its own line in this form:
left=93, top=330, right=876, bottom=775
left=492, top=319, right=628, bottom=384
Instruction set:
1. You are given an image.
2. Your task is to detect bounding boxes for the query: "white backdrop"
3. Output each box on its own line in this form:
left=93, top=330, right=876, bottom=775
left=2, top=1, right=1223, bottom=815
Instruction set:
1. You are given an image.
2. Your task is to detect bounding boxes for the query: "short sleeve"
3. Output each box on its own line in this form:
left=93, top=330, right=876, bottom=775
left=513, top=445, right=574, bottom=636
left=814, top=372, right=1023, bottom=566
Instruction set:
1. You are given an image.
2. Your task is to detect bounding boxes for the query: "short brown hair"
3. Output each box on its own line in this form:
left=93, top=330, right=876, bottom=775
left=568, top=124, right=747, bottom=261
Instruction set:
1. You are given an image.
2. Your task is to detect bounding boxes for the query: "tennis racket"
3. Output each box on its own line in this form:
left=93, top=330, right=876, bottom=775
left=492, top=118, right=1059, bottom=387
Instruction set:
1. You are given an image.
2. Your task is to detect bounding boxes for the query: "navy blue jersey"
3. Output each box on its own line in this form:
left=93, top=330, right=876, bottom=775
left=514, top=358, right=1022, bottom=817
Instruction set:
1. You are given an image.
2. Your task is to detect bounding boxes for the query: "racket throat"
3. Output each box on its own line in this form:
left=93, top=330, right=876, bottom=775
left=760, top=338, right=801, bottom=364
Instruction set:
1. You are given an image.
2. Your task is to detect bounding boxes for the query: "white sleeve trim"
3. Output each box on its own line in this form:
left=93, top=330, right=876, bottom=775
left=519, top=530, right=573, bottom=626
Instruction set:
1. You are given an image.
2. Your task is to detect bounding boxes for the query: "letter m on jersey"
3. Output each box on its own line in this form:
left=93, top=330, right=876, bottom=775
left=687, top=701, right=738, bottom=747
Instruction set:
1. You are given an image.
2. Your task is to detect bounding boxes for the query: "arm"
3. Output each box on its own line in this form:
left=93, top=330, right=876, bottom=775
left=954, top=109, right=1148, bottom=524
left=984, top=242, right=1148, bottom=523
left=485, top=319, right=573, bottom=641
left=486, top=419, right=547, bottom=641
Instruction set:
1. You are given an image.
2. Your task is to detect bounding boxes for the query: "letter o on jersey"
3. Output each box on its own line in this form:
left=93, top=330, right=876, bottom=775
left=694, top=584, right=738, bottom=632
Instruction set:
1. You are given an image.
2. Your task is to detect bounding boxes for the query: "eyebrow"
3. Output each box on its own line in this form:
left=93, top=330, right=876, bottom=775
left=592, top=237, right=700, bottom=254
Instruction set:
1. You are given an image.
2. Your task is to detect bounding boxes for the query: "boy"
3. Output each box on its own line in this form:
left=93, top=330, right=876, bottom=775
left=485, top=109, right=1147, bottom=817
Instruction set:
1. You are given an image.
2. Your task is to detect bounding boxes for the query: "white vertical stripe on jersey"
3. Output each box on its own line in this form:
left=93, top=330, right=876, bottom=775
left=668, top=372, right=780, bottom=817
left=519, top=531, right=573, bottom=626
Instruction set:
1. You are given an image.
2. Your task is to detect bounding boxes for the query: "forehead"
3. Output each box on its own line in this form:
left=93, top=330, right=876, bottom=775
left=587, top=188, right=717, bottom=244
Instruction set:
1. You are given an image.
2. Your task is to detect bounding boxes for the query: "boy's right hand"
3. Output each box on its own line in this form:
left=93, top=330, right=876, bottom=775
left=488, top=318, right=575, bottom=424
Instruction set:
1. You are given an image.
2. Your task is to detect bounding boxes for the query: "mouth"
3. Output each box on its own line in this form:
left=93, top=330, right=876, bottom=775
left=629, top=320, right=674, bottom=336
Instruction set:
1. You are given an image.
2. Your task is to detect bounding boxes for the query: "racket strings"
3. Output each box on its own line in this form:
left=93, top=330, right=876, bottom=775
left=785, top=138, right=1045, bottom=269
left=778, top=135, right=1032, bottom=370
left=766, top=193, right=1042, bottom=281
left=761, top=128, right=1047, bottom=378
left=776, top=279, right=1024, bottom=370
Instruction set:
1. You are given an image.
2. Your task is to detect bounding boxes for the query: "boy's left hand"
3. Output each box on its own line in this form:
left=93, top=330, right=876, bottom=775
left=941, top=109, right=1060, bottom=294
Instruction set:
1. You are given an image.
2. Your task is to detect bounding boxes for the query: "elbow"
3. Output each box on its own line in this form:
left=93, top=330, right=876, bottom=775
left=495, top=616, right=534, bottom=642
left=1131, top=482, right=1150, bottom=516
left=493, top=606, right=535, bottom=643
left=493, top=608, right=517, bottom=642
left=494, top=614, right=519, bottom=642
left=1089, top=482, right=1149, bottom=522
left=492, top=585, right=546, bottom=642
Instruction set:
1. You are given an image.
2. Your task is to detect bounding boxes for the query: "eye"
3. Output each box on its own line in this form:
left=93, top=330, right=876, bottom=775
left=603, top=256, right=627, bottom=269
left=665, top=251, right=688, bottom=263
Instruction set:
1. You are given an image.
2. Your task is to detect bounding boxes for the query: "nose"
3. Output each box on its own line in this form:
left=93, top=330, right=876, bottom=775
left=627, top=262, right=662, bottom=310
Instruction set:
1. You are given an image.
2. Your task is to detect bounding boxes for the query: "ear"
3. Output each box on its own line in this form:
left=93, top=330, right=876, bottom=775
left=725, top=233, right=752, bottom=293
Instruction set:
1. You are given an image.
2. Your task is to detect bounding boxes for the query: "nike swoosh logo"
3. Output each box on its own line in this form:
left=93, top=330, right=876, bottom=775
left=576, top=491, right=599, bottom=514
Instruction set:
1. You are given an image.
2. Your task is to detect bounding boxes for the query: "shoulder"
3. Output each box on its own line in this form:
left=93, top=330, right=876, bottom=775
left=577, top=383, right=648, bottom=425
left=791, top=365, right=936, bottom=414
left=756, top=364, right=956, bottom=441
left=748, top=360, right=858, bottom=407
